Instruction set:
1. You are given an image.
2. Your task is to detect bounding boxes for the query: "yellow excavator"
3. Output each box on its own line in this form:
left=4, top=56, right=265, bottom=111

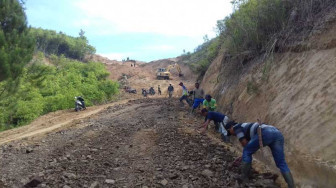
left=156, top=63, right=183, bottom=80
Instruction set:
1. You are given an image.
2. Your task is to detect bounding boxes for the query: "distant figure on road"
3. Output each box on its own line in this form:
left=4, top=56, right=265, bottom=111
left=179, top=82, right=191, bottom=107
left=168, top=84, right=174, bottom=98
left=158, top=85, right=161, bottom=95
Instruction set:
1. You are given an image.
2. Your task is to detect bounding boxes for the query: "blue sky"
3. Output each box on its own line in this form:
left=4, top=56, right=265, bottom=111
left=25, top=0, right=232, bottom=62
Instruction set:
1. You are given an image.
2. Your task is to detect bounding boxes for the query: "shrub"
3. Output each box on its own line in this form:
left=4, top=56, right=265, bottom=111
left=221, top=0, right=289, bottom=54
left=30, top=28, right=96, bottom=61
left=0, top=55, right=119, bottom=130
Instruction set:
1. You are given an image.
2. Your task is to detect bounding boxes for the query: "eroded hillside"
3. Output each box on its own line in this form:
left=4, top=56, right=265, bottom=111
left=199, top=11, right=336, bottom=187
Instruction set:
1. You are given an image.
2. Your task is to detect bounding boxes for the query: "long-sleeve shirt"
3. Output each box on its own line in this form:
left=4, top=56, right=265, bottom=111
left=181, top=85, right=188, bottom=96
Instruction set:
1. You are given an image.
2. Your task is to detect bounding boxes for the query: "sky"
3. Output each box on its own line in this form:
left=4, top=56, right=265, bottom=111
left=25, top=0, right=233, bottom=62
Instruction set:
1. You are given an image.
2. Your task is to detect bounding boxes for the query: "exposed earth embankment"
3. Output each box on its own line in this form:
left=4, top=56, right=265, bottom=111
left=200, top=13, right=336, bottom=187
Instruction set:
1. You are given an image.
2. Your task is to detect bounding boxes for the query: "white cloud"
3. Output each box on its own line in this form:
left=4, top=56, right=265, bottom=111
left=73, top=0, right=232, bottom=37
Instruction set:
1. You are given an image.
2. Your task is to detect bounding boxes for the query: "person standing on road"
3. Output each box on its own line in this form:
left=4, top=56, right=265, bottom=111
left=158, top=85, right=162, bottom=95
left=224, top=122, right=295, bottom=188
left=203, top=94, right=217, bottom=111
left=191, top=83, right=204, bottom=113
left=168, top=84, right=174, bottom=98
left=198, top=108, right=230, bottom=142
left=179, top=82, right=191, bottom=106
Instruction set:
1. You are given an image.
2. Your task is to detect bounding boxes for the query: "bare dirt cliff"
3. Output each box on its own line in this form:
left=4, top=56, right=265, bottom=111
left=200, top=11, right=336, bottom=187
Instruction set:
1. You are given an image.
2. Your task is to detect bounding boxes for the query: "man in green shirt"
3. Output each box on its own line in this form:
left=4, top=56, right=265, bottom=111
left=203, top=95, right=217, bottom=111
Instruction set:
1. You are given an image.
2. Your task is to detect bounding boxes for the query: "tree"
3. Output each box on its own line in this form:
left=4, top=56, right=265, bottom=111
left=215, top=19, right=226, bottom=35
left=79, top=29, right=85, bottom=38
left=30, top=28, right=96, bottom=61
left=0, top=0, right=34, bottom=82
left=203, top=35, right=209, bottom=43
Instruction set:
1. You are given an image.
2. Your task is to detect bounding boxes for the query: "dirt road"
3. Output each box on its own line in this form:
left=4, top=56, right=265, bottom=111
left=0, top=98, right=278, bottom=187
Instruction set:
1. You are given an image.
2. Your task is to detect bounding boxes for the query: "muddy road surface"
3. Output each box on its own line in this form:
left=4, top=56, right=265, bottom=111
left=0, top=98, right=278, bottom=187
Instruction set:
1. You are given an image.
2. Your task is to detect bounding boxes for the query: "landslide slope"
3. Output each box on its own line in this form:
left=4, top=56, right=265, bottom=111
left=200, top=10, right=336, bottom=187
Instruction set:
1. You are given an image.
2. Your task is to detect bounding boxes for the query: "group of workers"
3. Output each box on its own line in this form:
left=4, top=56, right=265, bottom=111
left=176, top=82, right=295, bottom=188
left=141, top=84, right=174, bottom=98
left=177, top=82, right=216, bottom=112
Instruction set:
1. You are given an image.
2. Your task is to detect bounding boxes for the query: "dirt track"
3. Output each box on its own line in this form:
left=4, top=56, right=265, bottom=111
left=0, top=98, right=278, bottom=187
left=0, top=59, right=279, bottom=187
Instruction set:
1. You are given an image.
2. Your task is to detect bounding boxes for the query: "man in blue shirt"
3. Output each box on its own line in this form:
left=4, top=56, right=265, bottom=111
left=197, top=108, right=230, bottom=142
left=225, top=122, right=294, bottom=188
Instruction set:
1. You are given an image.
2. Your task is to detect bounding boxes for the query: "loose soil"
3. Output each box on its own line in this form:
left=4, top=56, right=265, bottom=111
left=0, top=58, right=279, bottom=187
left=0, top=98, right=278, bottom=187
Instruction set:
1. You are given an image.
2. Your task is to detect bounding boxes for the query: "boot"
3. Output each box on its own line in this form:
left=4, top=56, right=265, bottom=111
left=237, top=162, right=251, bottom=183
left=281, top=172, right=295, bottom=188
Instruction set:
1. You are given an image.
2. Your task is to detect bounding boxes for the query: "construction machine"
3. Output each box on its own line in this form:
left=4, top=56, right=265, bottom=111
left=156, top=63, right=183, bottom=80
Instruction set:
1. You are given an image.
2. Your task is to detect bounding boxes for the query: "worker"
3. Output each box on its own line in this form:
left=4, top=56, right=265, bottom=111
left=168, top=84, right=174, bottom=98
left=179, top=82, right=191, bottom=106
left=224, top=121, right=295, bottom=187
left=158, top=85, right=161, bottom=95
left=191, top=83, right=204, bottom=113
left=198, top=108, right=230, bottom=142
left=203, top=94, right=217, bottom=111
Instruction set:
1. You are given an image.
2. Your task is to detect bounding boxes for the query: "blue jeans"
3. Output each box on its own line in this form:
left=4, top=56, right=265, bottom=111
left=192, top=98, right=204, bottom=109
left=242, top=126, right=290, bottom=173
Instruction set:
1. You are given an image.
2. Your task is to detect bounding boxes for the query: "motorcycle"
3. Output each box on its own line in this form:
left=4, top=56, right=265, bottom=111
left=125, top=86, right=137, bottom=94
left=75, top=97, right=86, bottom=112
left=149, top=87, right=155, bottom=95
left=142, top=89, right=148, bottom=97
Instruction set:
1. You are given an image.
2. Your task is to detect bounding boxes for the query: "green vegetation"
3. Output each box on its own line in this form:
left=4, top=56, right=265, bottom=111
left=180, top=37, right=222, bottom=76
left=30, top=28, right=96, bottom=61
left=0, top=0, right=35, bottom=82
left=0, top=1, right=118, bottom=131
left=0, top=55, right=119, bottom=130
left=182, top=0, right=334, bottom=77
left=221, top=0, right=288, bottom=55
